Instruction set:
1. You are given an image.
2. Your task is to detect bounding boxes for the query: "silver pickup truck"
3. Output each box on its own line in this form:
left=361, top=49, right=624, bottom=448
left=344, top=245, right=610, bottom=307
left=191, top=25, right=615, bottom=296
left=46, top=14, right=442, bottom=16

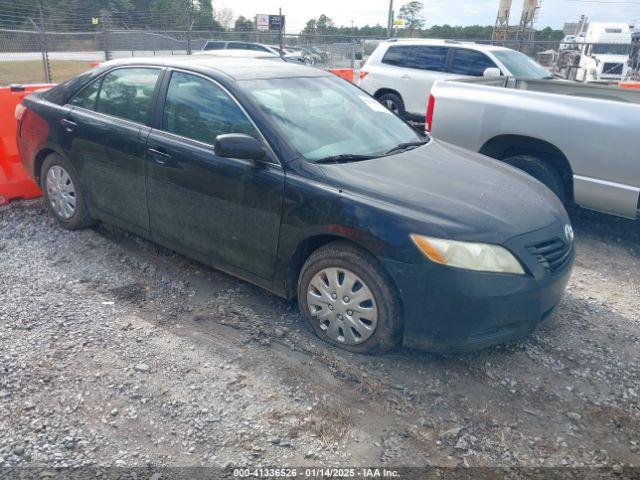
left=427, top=77, right=640, bottom=220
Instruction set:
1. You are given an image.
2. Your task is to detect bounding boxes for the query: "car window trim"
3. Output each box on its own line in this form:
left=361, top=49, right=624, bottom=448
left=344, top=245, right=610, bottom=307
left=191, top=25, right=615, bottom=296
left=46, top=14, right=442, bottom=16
left=68, top=75, right=103, bottom=111
left=381, top=45, right=415, bottom=68
left=449, top=48, right=498, bottom=76
left=152, top=67, right=282, bottom=167
left=66, top=65, right=165, bottom=128
left=95, top=66, right=164, bottom=125
left=409, top=45, right=450, bottom=72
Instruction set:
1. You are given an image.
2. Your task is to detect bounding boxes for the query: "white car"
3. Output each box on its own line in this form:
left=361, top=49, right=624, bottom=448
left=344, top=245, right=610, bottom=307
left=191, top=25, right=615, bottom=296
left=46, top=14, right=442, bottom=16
left=358, top=39, right=551, bottom=120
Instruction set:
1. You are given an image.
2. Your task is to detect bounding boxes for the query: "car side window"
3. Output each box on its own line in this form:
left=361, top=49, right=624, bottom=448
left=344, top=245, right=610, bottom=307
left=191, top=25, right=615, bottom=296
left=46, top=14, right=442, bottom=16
left=450, top=49, right=498, bottom=76
left=381, top=46, right=414, bottom=67
left=245, top=44, right=268, bottom=52
left=162, top=71, right=257, bottom=145
left=203, top=41, right=225, bottom=51
left=96, top=68, right=161, bottom=124
left=228, top=42, right=251, bottom=50
left=69, top=78, right=102, bottom=110
left=409, top=46, right=449, bottom=72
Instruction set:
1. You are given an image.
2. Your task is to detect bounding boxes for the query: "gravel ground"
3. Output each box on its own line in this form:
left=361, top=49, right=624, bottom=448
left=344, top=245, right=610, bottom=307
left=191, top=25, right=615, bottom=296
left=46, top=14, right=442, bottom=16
left=0, top=199, right=639, bottom=474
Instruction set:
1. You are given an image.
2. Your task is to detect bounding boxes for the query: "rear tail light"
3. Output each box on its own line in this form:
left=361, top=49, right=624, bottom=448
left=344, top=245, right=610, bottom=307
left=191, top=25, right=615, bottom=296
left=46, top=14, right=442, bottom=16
left=15, top=103, right=27, bottom=121
left=359, top=70, right=369, bottom=81
left=425, top=94, right=435, bottom=134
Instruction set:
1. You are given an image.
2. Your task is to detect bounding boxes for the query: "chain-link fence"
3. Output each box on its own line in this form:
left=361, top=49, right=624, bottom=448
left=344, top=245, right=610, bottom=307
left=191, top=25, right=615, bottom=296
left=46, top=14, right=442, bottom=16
left=0, top=26, right=637, bottom=85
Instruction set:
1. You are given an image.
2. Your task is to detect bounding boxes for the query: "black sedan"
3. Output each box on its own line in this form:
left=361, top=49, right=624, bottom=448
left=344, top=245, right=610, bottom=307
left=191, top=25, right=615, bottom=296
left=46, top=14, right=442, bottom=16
left=17, top=57, right=574, bottom=354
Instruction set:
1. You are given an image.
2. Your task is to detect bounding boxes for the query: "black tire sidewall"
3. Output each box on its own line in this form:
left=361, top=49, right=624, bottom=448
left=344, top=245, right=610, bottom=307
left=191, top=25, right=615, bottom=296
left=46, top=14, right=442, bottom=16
left=297, top=243, right=402, bottom=354
left=41, top=153, right=93, bottom=230
left=503, top=155, right=566, bottom=204
left=377, top=93, right=405, bottom=117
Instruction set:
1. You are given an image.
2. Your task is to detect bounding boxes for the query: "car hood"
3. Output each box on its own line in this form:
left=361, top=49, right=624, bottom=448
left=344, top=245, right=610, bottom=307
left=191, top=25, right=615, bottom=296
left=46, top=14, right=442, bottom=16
left=318, top=139, right=569, bottom=244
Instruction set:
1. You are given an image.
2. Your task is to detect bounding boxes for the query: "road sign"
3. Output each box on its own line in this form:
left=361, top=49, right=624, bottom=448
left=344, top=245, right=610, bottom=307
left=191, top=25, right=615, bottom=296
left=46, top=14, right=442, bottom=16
left=256, top=14, right=269, bottom=31
left=256, top=14, right=285, bottom=32
left=269, top=15, right=284, bottom=31
left=393, top=18, right=408, bottom=28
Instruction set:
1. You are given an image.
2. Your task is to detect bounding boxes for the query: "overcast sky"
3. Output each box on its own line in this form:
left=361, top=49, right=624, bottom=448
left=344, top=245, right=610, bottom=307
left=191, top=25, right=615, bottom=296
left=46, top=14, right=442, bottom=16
left=214, top=0, right=640, bottom=33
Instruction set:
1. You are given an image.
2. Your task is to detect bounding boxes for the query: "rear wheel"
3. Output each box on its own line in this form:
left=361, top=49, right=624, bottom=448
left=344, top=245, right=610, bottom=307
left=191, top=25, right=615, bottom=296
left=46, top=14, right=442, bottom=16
left=41, top=153, right=94, bottom=230
left=377, top=92, right=406, bottom=118
left=502, top=154, right=567, bottom=204
left=297, top=241, right=403, bottom=354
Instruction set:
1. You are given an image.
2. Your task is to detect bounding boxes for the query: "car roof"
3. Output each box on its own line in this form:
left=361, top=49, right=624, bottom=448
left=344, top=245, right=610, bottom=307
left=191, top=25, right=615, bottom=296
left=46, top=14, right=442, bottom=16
left=195, top=50, right=279, bottom=58
left=99, top=56, right=329, bottom=81
left=384, top=38, right=511, bottom=52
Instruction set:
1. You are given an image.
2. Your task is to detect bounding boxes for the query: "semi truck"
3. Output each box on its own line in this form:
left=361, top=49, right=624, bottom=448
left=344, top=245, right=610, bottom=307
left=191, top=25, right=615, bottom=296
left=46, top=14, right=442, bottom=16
left=558, top=22, right=632, bottom=83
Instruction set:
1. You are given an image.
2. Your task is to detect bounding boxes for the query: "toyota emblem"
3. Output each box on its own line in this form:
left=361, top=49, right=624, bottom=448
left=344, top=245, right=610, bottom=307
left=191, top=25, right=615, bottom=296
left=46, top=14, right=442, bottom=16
left=565, top=224, right=574, bottom=243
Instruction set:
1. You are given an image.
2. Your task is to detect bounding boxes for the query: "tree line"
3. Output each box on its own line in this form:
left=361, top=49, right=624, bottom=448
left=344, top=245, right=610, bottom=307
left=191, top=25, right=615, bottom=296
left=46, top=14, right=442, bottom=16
left=0, top=0, right=563, bottom=41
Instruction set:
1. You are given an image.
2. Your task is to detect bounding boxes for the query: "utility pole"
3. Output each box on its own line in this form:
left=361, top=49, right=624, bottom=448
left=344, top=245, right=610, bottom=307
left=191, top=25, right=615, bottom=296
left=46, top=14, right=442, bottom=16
left=186, top=0, right=194, bottom=55
left=37, top=0, right=51, bottom=83
left=279, top=7, right=284, bottom=57
left=387, top=0, right=394, bottom=37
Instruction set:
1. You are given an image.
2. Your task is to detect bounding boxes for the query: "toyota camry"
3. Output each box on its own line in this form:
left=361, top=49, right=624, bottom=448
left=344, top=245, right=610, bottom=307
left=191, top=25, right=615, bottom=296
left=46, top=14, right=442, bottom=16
left=17, top=57, right=574, bottom=353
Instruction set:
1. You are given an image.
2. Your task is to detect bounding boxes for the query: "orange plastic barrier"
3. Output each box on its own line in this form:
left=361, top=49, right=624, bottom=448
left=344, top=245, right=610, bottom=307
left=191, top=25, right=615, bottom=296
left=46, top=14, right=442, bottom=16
left=619, top=81, right=640, bottom=89
left=329, top=68, right=354, bottom=83
left=0, top=84, right=54, bottom=204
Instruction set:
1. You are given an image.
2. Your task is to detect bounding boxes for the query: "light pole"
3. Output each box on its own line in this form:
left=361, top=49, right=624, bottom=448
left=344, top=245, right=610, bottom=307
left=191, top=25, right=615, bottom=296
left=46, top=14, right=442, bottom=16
left=387, top=0, right=394, bottom=37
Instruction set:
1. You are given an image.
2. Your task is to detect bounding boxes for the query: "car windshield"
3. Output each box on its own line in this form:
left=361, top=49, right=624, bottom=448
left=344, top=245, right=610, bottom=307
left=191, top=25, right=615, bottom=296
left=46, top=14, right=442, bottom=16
left=592, top=44, right=630, bottom=55
left=492, top=50, right=550, bottom=78
left=241, top=76, right=422, bottom=161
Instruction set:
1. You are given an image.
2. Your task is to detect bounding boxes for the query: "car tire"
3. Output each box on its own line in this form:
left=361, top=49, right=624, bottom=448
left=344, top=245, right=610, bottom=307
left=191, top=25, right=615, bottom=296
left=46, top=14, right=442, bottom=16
left=41, top=153, right=95, bottom=230
left=297, top=241, right=403, bottom=355
left=502, top=155, right=567, bottom=204
left=377, top=92, right=406, bottom=118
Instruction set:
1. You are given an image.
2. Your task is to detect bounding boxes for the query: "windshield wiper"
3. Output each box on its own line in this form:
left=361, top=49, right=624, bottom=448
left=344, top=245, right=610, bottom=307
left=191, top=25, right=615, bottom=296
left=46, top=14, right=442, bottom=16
left=384, top=140, right=429, bottom=155
left=313, top=154, right=380, bottom=164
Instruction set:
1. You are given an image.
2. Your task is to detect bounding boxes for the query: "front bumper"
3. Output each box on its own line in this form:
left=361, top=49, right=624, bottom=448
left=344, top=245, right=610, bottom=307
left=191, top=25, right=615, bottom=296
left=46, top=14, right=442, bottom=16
left=382, top=224, right=574, bottom=353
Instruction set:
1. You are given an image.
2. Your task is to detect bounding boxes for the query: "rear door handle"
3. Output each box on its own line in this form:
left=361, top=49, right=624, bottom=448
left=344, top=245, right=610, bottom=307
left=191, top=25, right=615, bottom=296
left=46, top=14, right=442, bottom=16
left=147, top=147, right=172, bottom=164
left=60, top=118, right=77, bottom=132
left=400, top=74, right=410, bottom=79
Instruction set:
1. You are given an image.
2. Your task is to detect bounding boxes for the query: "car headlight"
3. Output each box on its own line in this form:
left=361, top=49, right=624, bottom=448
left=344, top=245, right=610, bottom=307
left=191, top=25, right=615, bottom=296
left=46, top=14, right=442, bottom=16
left=410, top=234, right=525, bottom=275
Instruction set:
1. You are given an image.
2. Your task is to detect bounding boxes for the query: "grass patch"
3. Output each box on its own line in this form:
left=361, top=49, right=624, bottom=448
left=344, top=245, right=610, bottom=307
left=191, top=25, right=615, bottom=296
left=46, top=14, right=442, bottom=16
left=0, top=60, right=92, bottom=86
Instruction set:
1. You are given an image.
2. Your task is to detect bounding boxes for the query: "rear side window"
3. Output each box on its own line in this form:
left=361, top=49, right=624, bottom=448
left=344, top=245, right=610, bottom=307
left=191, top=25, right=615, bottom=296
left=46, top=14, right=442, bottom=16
left=162, top=71, right=257, bottom=145
left=70, top=78, right=101, bottom=110
left=245, top=44, right=269, bottom=52
left=96, top=68, right=161, bottom=124
left=381, top=46, right=414, bottom=67
left=203, top=41, right=225, bottom=51
left=228, top=42, right=252, bottom=50
left=409, top=46, right=449, bottom=72
left=450, top=49, right=498, bottom=76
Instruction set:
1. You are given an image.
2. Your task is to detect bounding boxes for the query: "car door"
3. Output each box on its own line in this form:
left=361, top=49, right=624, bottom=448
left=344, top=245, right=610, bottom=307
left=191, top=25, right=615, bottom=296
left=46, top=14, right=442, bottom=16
left=64, top=67, right=162, bottom=232
left=145, top=70, right=285, bottom=280
left=449, top=48, right=500, bottom=78
left=401, top=46, right=451, bottom=116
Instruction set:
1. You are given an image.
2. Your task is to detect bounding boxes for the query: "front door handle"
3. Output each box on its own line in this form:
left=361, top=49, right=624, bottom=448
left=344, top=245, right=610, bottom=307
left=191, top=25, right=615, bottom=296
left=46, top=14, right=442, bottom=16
left=147, top=147, right=172, bottom=165
left=400, top=74, right=410, bottom=79
left=60, top=118, right=77, bottom=132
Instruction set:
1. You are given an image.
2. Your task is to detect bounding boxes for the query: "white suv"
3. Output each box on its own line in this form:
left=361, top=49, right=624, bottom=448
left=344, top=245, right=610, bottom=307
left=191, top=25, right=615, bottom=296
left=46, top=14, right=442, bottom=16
left=358, top=39, right=551, bottom=120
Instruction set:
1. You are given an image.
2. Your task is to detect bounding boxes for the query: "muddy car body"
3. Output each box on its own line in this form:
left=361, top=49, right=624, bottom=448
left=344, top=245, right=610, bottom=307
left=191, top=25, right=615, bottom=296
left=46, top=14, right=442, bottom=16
left=17, top=57, right=574, bottom=353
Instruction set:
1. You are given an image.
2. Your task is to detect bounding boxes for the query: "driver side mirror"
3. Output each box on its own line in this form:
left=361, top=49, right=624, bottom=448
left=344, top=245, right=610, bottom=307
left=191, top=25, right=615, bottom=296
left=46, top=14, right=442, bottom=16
left=214, top=134, right=266, bottom=161
left=483, top=67, right=502, bottom=77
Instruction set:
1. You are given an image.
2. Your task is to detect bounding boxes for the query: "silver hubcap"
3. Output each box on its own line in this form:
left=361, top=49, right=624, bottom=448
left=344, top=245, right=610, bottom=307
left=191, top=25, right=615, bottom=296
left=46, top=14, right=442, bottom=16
left=383, top=99, right=399, bottom=113
left=307, top=268, right=378, bottom=345
left=46, top=165, right=76, bottom=220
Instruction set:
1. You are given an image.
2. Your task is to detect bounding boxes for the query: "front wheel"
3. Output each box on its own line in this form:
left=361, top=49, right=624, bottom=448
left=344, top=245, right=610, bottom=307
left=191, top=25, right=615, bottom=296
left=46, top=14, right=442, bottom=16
left=297, top=241, right=403, bottom=354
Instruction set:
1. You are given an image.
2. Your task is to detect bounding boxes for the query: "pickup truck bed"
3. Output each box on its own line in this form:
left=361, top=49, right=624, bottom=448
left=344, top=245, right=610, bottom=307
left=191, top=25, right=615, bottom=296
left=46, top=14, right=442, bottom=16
left=429, top=77, right=640, bottom=219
